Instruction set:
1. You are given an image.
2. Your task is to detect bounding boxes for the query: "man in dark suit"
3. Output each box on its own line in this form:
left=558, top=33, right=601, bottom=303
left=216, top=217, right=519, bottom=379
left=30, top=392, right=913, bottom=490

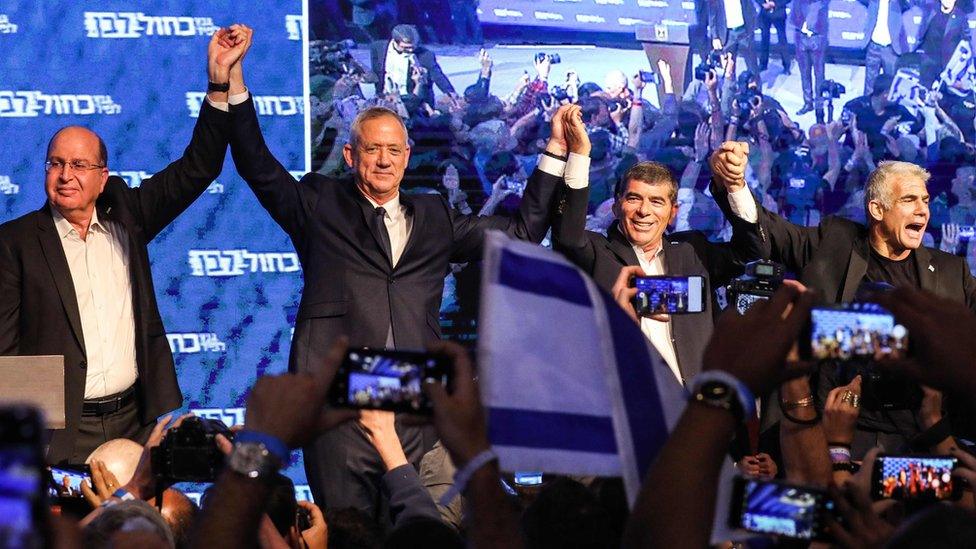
left=713, top=145, right=976, bottom=456
left=858, top=0, right=914, bottom=96
left=0, top=30, right=247, bottom=464
left=757, top=0, right=791, bottom=74
left=699, top=0, right=761, bottom=76
left=223, top=31, right=588, bottom=515
left=553, top=157, right=765, bottom=385
left=913, top=0, right=975, bottom=86
left=791, top=0, right=829, bottom=117
left=370, top=24, right=458, bottom=107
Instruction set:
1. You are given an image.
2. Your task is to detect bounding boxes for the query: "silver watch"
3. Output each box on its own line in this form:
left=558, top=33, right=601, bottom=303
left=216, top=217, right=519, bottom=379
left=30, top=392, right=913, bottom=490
left=227, top=441, right=281, bottom=480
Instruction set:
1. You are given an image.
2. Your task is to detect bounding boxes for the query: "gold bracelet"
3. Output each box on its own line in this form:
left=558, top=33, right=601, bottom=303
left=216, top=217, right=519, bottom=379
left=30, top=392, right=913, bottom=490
left=781, top=395, right=815, bottom=410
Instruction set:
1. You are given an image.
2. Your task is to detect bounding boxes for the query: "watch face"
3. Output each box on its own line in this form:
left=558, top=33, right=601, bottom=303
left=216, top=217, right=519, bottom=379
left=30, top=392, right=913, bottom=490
left=230, top=442, right=273, bottom=478
left=702, top=381, right=731, bottom=399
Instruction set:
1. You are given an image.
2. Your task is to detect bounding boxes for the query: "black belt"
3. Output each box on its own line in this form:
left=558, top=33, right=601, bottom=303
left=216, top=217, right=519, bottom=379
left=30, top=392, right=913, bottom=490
left=82, top=386, right=136, bottom=416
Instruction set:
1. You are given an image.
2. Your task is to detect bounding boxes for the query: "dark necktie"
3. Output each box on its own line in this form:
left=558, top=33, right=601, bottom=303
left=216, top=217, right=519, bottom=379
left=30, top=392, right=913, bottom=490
left=372, top=207, right=393, bottom=264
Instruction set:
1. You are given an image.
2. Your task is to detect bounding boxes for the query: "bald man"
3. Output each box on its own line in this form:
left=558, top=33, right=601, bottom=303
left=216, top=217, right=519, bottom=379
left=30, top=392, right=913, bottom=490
left=86, top=438, right=143, bottom=485
left=0, top=28, right=251, bottom=464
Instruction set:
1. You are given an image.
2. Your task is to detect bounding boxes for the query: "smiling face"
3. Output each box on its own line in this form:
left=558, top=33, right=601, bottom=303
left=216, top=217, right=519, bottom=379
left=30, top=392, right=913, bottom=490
left=45, top=127, right=108, bottom=218
left=869, top=176, right=930, bottom=258
left=613, top=178, right=678, bottom=253
left=343, top=112, right=410, bottom=204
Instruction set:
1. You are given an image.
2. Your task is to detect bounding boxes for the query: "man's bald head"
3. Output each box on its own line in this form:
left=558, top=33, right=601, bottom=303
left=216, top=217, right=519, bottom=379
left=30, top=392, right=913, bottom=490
left=86, top=438, right=143, bottom=485
left=158, top=489, right=198, bottom=549
left=47, top=126, right=108, bottom=167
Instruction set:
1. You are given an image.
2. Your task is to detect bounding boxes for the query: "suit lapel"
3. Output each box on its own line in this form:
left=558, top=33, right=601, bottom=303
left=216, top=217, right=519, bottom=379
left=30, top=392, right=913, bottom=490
left=914, top=246, right=938, bottom=293
left=841, top=234, right=870, bottom=301
left=344, top=181, right=393, bottom=272
left=397, top=193, right=421, bottom=269
left=606, top=222, right=640, bottom=267
left=35, top=206, right=87, bottom=355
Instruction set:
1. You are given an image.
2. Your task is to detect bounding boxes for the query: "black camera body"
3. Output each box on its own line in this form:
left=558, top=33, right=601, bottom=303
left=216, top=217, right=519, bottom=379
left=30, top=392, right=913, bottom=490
left=858, top=365, right=922, bottom=411
left=727, top=260, right=784, bottom=314
left=694, top=50, right=724, bottom=81
left=819, top=80, right=846, bottom=99
left=535, top=52, right=561, bottom=65
left=150, top=416, right=232, bottom=483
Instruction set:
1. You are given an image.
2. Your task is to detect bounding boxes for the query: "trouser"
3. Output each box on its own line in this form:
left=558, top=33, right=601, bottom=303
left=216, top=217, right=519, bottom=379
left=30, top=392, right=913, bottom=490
left=726, top=26, right=760, bottom=76
left=450, top=0, right=483, bottom=44
left=864, top=41, right=899, bottom=95
left=758, top=12, right=789, bottom=69
left=68, top=396, right=152, bottom=463
left=796, top=33, right=827, bottom=106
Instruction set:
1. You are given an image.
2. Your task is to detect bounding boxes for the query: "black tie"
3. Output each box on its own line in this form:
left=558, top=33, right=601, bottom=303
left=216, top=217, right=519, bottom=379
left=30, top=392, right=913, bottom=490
left=372, top=207, right=393, bottom=264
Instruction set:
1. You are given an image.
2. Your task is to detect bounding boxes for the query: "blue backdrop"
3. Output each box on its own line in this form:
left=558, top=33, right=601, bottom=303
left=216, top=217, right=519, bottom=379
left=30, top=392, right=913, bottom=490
left=0, top=0, right=312, bottom=499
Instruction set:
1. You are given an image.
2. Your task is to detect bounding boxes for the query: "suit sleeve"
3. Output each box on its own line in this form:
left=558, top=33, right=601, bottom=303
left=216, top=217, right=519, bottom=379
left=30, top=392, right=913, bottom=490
left=425, top=53, right=456, bottom=96
left=551, top=185, right=599, bottom=272
left=448, top=165, right=562, bottom=262
left=128, top=99, right=231, bottom=241
left=383, top=464, right=443, bottom=527
left=0, top=234, right=19, bottom=355
left=229, top=96, right=315, bottom=247
left=371, top=41, right=384, bottom=96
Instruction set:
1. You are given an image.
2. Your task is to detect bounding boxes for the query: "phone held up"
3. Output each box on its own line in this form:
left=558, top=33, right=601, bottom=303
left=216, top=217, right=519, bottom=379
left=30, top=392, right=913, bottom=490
left=328, top=348, right=453, bottom=415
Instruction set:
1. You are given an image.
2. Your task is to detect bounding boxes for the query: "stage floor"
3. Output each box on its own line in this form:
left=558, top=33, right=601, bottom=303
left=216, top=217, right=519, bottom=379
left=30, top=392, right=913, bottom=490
left=348, top=42, right=870, bottom=129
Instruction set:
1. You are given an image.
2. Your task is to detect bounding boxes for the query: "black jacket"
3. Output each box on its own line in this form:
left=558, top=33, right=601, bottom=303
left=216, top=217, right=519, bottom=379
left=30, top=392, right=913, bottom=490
left=0, top=101, right=231, bottom=463
left=369, top=40, right=456, bottom=105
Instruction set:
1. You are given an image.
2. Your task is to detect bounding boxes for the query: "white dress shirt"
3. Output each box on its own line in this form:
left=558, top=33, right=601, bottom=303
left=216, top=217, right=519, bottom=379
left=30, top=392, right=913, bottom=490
left=630, top=239, right=684, bottom=385
left=384, top=41, right=412, bottom=95
left=723, top=0, right=746, bottom=30
left=52, top=207, right=137, bottom=399
left=871, top=0, right=893, bottom=46
left=364, top=193, right=412, bottom=267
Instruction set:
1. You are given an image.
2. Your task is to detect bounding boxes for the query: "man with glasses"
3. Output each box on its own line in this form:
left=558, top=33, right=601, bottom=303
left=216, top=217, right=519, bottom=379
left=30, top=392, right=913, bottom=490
left=0, top=29, right=248, bottom=464
left=370, top=24, right=458, bottom=107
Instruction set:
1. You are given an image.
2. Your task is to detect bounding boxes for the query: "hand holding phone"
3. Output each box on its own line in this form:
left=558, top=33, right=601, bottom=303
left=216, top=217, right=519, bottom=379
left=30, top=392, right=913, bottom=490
left=729, top=476, right=837, bottom=541
left=328, top=348, right=452, bottom=414
left=632, top=276, right=706, bottom=316
left=872, top=455, right=960, bottom=501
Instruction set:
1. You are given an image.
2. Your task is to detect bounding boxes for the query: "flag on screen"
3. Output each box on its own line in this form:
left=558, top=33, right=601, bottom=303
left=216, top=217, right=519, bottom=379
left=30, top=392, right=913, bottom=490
left=477, top=231, right=687, bottom=504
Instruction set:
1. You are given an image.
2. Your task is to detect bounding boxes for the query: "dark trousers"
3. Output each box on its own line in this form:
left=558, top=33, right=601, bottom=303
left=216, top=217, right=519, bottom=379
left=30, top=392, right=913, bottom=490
left=726, top=26, right=760, bottom=76
left=758, top=12, right=789, bottom=70
left=450, top=0, right=483, bottom=45
left=864, top=41, right=899, bottom=95
left=67, top=398, right=152, bottom=463
left=796, top=33, right=827, bottom=106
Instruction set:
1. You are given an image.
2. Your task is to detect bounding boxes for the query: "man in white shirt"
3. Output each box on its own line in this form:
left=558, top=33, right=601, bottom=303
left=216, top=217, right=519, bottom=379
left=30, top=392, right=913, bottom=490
left=553, top=159, right=767, bottom=385
left=0, top=28, right=248, bottom=464
left=369, top=24, right=459, bottom=107
left=702, top=0, right=761, bottom=77
left=860, top=0, right=913, bottom=95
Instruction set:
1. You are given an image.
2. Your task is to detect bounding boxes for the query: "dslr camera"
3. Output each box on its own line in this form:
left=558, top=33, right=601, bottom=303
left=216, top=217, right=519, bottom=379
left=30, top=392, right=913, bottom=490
left=694, top=50, right=724, bottom=81
left=150, top=416, right=232, bottom=483
left=535, top=52, right=561, bottom=65
left=727, top=260, right=784, bottom=314
left=819, top=80, right=846, bottom=99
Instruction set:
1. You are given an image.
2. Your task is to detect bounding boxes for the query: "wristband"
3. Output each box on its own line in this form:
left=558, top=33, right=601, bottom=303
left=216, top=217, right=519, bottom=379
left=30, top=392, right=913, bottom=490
left=910, top=417, right=953, bottom=451
left=438, top=448, right=498, bottom=506
left=782, top=395, right=815, bottom=410
left=207, top=81, right=231, bottom=93
left=829, top=447, right=852, bottom=463
left=690, top=371, right=757, bottom=422
left=112, top=487, right=135, bottom=501
left=779, top=399, right=822, bottom=425
left=234, top=430, right=290, bottom=465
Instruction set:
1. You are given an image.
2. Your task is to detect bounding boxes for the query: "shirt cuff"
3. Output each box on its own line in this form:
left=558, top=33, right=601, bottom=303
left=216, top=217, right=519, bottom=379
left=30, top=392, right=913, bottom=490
left=564, top=152, right=591, bottom=189
left=205, top=89, right=249, bottom=112
left=205, top=96, right=228, bottom=112
left=537, top=153, right=567, bottom=178
left=727, top=185, right=759, bottom=223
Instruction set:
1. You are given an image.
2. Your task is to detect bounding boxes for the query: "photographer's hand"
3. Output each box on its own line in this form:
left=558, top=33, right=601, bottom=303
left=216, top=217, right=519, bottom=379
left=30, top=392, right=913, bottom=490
left=611, top=265, right=646, bottom=323
left=822, top=376, right=861, bottom=446
left=122, top=413, right=195, bottom=500
left=828, top=449, right=898, bottom=549
left=80, top=460, right=122, bottom=509
left=297, top=501, right=328, bottom=549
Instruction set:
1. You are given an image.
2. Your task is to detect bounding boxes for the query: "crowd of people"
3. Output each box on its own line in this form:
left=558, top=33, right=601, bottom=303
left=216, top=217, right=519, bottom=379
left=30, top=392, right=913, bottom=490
left=5, top=3, right=976, bottom=547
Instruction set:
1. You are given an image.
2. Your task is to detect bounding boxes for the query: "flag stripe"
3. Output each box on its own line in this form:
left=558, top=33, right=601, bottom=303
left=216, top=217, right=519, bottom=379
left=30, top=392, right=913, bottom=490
left=488, top=408, right=618, bottom=454
left=599, top=291, right=671, bottom=477
left=497, top=248, right=592, bottom=307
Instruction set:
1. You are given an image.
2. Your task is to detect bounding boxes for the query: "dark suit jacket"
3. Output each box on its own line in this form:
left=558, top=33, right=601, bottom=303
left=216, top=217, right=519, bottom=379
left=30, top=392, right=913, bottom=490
left=702, top=0, right=758, bottom=41
left=789, top=0, right=828, bottom=36
left=0, top=102, right=230, bottom=463
left=552, top=184, right=766, bottom=383
left=757, top=0, right=789, bottom=20
left=369, top=40, right=455, bottom=105
left=228, top=97, right=560, bottom=373
left=915, top=3, right=973, bottom=62
left=857, top=0, right=913, bottom=54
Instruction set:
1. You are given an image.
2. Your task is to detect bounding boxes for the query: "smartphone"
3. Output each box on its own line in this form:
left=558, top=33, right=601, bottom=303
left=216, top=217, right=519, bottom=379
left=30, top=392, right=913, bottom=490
left=48, top=464, right=91, bottom=499
left=633, top=276, right=706, bottom=315
left=800, top=302, right=909, bottom=362
left=729, top=476, right=837, bottom=541
left=0, top=405, right=47, bottom=548
left=872, top=455, right=960, bottom=501
left=328, top=348, right=452, bottom=414
left=513, top=472, right=543, bottom=486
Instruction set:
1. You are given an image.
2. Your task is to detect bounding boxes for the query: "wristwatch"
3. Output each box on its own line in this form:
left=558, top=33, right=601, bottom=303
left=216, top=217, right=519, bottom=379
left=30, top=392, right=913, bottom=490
left=227, top=441, right=282, bottom=480
left=207, top=81, right=231, bottom=93
left=690, top=380, right=744, bottom=422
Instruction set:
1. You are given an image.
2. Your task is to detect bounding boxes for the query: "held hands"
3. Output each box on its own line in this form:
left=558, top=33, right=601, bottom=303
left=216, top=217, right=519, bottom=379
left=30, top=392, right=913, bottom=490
left=562, top=104, right=591, bottom=156
left=213, top=24, right=253, bottom=94
left=709, top=141, right=750, bottom=192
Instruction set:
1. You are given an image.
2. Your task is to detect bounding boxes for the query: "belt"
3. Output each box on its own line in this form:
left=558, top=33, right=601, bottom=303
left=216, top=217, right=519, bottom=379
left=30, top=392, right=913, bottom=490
left=82, top=386, right=136, bottom=417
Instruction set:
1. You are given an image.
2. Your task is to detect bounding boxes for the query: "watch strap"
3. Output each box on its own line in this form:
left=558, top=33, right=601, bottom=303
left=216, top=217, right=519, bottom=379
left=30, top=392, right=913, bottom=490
left=207, top=81, right=231, bottom=93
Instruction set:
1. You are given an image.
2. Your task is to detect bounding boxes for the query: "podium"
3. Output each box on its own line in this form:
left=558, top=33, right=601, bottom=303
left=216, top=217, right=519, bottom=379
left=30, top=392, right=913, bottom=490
left=635, top=24, right=692, bottom=99
left=0, top=356, right=65, bottom=429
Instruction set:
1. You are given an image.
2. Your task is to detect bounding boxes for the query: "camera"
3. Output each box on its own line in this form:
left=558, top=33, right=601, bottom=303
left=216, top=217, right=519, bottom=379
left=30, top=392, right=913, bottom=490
left=535, top=52, right=561, bottom=65
left=727, top=260, right=784, bottom=314
left=819, top=80, right=846, bottom=99
left=694, top=50, right=724, bottom=81
left=150, top=416, right=232, bottom=483
left=549, top=85, right=571, bottom=103
left=735, top=88, right=761, bottom=125
left=638, top=70, right=658, bottom=84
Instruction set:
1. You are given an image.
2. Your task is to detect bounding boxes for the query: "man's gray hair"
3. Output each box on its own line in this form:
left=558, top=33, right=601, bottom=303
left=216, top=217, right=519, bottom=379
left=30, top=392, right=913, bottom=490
left=391, top=24, right=420, bottom=45
left=864, top=161, right=931, bottom=211
left=348, top=106, right=407, bottom=148
left=83, top=500, right=175, bottom=549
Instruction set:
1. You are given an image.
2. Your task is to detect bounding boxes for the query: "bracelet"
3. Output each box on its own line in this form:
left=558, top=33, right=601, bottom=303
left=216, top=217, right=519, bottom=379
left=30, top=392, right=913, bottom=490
left=782, top=395, right=815, bottom=410
left=779, top=400, right=821, bottom=425
left=438, top=448, right=498, bottom=506
left=829, top=447, right=852, bottom=463
left=234, top=430, right=290, bottom=465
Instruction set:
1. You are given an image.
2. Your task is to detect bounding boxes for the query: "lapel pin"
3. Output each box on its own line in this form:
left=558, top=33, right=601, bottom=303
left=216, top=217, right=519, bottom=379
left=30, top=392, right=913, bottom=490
left=928, top=265, right=935, bottom=272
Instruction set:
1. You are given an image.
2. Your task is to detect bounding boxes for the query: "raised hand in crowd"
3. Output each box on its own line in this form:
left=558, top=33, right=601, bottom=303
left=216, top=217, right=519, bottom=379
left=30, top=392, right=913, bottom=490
left=80, top=460, right=122, bottom=509
left=479, top=48, right=492, bottom=78
left=534, top=54, right=552, bottom=81
left=940, top=222, right=960, bottom=254
left=611, top=265, right=646, bottom=323
left=822, top=376, right=861, bottom=448
left=709, top=141, right=750, bottom=192
left=657, top=59, right=674, bottom=95
left=828, top=449, right=898, bottom=548
left=693, top=122, right=709, bottom=163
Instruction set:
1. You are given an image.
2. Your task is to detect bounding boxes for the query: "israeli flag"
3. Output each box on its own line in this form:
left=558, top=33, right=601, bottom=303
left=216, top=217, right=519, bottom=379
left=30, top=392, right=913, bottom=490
left=478, top=231, right=686, bottom=504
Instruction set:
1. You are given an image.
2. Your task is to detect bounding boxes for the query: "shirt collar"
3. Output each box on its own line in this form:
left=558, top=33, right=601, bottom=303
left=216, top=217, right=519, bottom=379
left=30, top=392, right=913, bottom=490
left=51, top=205, right=105, bottom=238
left=363, top=192, right=402, bottom=220
left=616, top=224, right=664, bottom=261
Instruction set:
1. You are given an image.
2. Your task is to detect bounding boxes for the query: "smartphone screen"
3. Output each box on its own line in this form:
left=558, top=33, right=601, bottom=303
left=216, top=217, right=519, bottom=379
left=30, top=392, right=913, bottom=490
left=48, top=465, right=91, bottom=499
left=0, top=406, right=46, bottom=547
left=633, top=276, right=705, bottom=315
left=513, top=472, right=543, bottom=486
left=729, top=477, right=834, bottom=540
left=804, top=303, right=909, bottom=362
left=328, top=348, right=451, bottom=414
left=872, top=455, right=958, bottom=501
